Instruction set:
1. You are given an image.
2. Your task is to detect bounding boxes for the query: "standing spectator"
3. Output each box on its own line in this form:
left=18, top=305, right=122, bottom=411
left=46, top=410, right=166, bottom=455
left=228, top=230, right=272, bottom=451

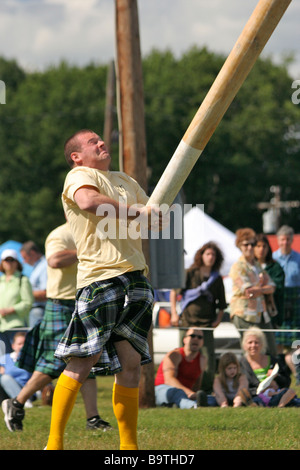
left=155, top=328, right=207, bottom=408
left=229, top=228, right=277, bottom=356
left=21, top=241, right=48, bottom=328
left=170, top=242, right=227, bottom=392
left=0, top=249, right=33, bottom=349
left=273, top=225, right=300, bottom=381
left=254, top=233, right=285, bottom=327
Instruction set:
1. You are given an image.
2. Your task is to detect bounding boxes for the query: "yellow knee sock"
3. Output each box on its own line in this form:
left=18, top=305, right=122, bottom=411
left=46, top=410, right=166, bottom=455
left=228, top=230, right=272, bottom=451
left=112, top=383, right=139, bottom=450
left=46, top=373, right=82, bottom=450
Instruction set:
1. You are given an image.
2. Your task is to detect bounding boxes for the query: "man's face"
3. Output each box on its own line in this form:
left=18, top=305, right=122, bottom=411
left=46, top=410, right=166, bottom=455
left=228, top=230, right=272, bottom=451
left=73, top=132, right=111, bottom=170
left=184, top=329, right=204, bottom=352
left=21, top=250, right=33, bottom=266
left=278, top=235, right=292, bottom=255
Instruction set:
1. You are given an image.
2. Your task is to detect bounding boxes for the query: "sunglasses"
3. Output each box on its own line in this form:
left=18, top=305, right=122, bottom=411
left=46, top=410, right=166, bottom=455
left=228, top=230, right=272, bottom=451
left=3, top=257, right=17, bottom=262
left=187, top=334, right=203, bottom=340
left=241, top=242, right=256, bottom=247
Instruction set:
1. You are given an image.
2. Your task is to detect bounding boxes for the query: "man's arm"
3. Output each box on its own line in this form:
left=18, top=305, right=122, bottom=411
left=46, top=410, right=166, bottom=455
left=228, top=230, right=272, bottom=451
left=192, top=354, right=207, bottom=391
left=47, top=250, right=77, bottom=269
left=74, top=185, right=163, bottom=228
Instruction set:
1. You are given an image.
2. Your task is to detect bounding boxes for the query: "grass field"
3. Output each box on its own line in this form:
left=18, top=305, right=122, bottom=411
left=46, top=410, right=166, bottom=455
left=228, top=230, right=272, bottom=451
left=0, top=375, right=299, bottom=451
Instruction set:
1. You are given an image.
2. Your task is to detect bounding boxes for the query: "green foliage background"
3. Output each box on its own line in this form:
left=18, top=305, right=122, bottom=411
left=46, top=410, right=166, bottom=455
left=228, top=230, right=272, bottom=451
left=0, top=48, right=299, bottom=248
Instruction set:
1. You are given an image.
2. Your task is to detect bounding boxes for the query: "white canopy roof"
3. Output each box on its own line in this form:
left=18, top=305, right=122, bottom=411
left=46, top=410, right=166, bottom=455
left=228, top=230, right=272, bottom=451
left=184, top=206, right=240, bottom=276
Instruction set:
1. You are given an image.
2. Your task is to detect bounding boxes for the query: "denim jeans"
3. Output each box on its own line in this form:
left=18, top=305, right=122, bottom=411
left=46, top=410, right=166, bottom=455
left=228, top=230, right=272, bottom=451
left=155, top=384, right=196, bottom=409
left=29, top=306, right=45, bottom=328
left=0, top=374, right=22, bottom=398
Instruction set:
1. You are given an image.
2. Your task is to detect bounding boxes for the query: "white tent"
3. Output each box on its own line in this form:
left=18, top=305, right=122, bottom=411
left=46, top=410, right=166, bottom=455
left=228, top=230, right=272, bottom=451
left=184, top=206, right=240, bottom=276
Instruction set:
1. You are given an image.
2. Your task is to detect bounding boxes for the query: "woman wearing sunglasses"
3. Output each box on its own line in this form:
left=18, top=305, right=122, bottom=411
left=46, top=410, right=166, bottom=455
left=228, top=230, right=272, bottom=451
left=229, top=228, right=277, bottom=356
left=0, top=249, right=33, bottom=347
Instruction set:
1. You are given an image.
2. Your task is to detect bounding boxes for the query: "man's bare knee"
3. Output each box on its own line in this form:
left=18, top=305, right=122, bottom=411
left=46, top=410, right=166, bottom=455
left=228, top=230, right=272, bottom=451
left=114, top=341, right=141, bottom=387
left=64, top=352, right=101, bottom=383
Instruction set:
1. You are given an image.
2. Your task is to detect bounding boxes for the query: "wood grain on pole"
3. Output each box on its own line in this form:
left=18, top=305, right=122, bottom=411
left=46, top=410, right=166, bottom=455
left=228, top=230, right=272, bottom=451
left=147, top=0, right=292, bottom=210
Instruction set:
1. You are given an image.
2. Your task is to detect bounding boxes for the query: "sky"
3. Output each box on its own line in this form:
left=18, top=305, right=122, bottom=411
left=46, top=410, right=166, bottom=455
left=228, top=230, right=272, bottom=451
left=0, top=0, right=299, bottom=78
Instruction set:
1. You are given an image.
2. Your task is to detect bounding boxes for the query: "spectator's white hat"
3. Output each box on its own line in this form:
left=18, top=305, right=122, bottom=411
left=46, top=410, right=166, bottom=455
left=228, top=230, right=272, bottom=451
left=1, top=249, right=19, bottom=261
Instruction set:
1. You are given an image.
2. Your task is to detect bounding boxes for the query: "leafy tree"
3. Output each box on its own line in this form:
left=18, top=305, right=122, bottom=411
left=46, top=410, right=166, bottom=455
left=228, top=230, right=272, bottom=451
left=143, top=49, right=300, bottom=233
left=0, top=61, right=112, bottom=246
left=0, top=48, right=299, bottom=249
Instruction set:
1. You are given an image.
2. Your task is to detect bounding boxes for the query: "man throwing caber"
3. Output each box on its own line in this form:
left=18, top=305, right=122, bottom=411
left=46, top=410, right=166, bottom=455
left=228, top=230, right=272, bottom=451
left=46, top=129, right=162, bottom=450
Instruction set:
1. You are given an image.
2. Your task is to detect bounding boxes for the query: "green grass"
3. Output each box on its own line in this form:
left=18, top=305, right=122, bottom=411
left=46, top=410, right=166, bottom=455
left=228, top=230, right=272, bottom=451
left=0, top=376, right=299, bottom=450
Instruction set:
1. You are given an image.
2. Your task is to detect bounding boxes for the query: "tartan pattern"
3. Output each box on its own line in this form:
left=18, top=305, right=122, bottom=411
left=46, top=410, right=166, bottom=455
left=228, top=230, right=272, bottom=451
left=17, top=299, right=75, bottom=378
left=55, top=271, right=154, bottom=375
left=275, top=287, right=300, bottom=346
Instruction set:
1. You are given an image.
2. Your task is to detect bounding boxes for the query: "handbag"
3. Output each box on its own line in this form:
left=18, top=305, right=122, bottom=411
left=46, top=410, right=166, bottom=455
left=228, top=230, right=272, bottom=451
left=264, top=293, right=278, bottom=318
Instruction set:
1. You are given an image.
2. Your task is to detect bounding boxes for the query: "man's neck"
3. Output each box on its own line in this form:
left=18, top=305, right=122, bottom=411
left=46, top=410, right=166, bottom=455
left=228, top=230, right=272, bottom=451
left=183, top=346, right=199, bottom=361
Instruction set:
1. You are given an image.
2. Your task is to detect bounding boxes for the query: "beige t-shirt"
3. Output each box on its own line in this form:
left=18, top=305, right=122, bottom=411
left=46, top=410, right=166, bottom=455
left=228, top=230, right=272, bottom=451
left=62, top=166, right=149, bottom=288
left=45, top=222, right=77, bottom=299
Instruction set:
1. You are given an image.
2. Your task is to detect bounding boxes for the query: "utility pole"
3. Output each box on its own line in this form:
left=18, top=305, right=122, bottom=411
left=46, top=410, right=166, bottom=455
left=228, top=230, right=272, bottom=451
left=257, top=185, right=300, bottom=233
left=103, top=60, right=116, bottom=155
left=115, top=0, right=155, bottom=407
left=115, top=0, right=148, bottom=191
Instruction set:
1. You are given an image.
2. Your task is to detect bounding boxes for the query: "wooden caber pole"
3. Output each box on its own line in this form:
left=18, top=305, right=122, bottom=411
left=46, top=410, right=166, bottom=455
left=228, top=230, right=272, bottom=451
left=147, top=0, right=292, bottom=209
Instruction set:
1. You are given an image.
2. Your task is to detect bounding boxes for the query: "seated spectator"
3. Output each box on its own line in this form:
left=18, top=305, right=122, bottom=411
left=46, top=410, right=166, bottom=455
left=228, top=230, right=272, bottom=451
left=0, top=332, right=33, bottom=408
left=240, top=327, right=299, bottom=406
left=154, top=328, right=208, bottom=408
left=213, top=352, right=252, bottom=407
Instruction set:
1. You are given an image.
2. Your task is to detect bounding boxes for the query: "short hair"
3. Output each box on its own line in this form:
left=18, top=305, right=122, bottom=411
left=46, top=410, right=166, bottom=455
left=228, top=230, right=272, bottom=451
left=12, top=332, right=26, bottom=343
left=235, top=227, right=256, bottom=247
left=64, top=129, right=94, bottom=168
left=276, top=225, right=294, bottom=239
left=190, top=241, right=224, bottom=272
left=242, top=327, right=267, bottom=354
left=21, top=241, right=41, bottom=254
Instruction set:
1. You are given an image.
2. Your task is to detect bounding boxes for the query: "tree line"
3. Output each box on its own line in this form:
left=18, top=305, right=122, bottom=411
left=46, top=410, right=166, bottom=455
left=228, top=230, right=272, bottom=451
left=0, top=47, right=299, bottom=248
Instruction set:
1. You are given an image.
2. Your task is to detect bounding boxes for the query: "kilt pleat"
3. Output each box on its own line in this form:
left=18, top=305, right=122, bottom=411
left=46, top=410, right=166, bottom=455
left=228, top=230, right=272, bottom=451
left=17, top=299, right=74, bottom=378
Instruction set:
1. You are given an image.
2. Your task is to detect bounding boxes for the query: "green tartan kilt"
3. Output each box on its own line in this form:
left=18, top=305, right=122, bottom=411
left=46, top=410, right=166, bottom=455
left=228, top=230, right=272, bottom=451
left=275, top=287, right=300, bottom=347
left=17, top=298, right=75, bottom=378
left=55, top=271, right=154, bottom=375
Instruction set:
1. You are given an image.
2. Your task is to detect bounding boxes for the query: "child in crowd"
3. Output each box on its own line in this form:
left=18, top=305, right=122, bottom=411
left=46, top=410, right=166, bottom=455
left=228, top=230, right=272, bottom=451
left=213, top=352, right=251, bottom=407
left=258, top=386, right=297, bottom=407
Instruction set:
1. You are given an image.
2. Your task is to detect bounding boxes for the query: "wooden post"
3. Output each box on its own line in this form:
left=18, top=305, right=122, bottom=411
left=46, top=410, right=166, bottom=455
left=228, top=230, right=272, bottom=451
left=147, top=0, right=292, bottom=209
left=115, top=0, right=148, bottom=191
left=115, top=0, right=155, bottom=408
left=103, top=61, right=116, bottom=155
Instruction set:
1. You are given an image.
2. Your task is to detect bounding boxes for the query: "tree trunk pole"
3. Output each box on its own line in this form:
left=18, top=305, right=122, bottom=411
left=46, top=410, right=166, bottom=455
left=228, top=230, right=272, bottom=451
left=115, top=0, right=155, bottom=408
